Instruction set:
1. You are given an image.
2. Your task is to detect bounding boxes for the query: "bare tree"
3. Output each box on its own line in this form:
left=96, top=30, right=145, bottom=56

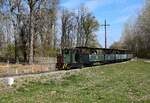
left=121, top=0, right=150, bottom=58
left=61, top=9, right=76, bottom=49
left=76, top=6, right=99, bottom=47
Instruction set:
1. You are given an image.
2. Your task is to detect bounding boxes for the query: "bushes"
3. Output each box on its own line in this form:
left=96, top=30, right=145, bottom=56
left=0, top=44, right=15, bottom=58
left=0, top=44, right=59, bottom=63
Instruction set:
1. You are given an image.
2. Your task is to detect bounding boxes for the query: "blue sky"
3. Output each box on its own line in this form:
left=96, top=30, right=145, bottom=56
left=60, top=0, right=145, bottom=47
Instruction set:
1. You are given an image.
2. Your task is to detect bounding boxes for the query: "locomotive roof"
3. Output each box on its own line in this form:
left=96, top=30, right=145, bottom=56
left=75, top=46, right=129, bottom=52
left=62, top=46, right=131, bottom=52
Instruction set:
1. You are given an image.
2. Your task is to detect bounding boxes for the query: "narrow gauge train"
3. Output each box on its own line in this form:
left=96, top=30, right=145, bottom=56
left=56, top=47, right=133, bottom=70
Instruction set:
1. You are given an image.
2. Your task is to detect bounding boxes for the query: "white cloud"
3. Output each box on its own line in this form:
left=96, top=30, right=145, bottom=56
left=122, top=4, right=142, bottom=14
left=111, top=3, right=143, bottom=24
left=112, top=15, right=130, bottom=24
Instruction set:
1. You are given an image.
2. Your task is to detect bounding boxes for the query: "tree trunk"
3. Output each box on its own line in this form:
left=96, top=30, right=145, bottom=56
left=29, top=3, right=34, bottom=64
left=29, top=21, right=34, bottom=64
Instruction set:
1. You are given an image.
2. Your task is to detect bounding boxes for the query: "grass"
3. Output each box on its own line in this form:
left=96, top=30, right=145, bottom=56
left=0, top=60, right=150, bottom=103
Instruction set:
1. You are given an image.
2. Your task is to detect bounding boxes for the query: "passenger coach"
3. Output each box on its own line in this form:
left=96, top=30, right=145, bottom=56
left=56, top=47, right=133, bottom=69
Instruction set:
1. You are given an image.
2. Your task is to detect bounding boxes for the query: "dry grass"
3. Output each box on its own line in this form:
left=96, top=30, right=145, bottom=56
left=0, top=60, right=150, bottom=103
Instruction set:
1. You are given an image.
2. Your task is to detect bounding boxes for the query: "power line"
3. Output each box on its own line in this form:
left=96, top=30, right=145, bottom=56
left=100, top=20, right=110, bottom=48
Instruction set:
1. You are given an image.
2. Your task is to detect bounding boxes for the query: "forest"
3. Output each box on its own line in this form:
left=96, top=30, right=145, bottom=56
left=0, top=0, right=100, bottom=64
left=0, top=0, right=150, bottom=65
left=110, top=0, right=150, bottom=59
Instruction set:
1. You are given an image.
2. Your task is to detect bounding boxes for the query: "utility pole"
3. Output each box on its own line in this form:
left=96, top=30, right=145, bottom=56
left=100, top=20, right=110, bottom=48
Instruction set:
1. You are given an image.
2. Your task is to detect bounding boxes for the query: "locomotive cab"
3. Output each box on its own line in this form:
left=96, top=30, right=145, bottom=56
left=56, top=48, right=82, bottom=69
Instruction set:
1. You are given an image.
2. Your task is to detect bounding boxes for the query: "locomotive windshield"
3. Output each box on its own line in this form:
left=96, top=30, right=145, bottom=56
left=63, top=49, right=69, bottom=54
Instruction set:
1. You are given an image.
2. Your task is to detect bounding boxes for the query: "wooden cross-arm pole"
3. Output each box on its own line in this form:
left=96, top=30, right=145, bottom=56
left=100, top=20, right=110, bottom=48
